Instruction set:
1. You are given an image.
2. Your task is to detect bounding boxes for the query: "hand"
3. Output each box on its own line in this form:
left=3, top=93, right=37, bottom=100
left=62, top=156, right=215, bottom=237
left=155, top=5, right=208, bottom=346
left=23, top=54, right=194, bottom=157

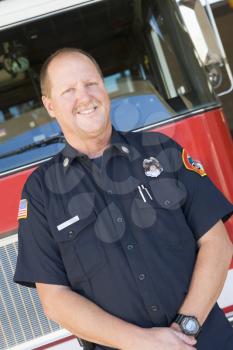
left=171, top=322, right=181, bottom=332
left=125, top=326, right=197, bottom=350
left=170, top=322, right=196, bottom=344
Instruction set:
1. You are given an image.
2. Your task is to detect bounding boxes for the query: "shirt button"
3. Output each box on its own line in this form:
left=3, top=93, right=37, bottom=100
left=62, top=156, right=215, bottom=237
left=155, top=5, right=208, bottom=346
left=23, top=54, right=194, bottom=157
left=127, top=244, right=134, bottom=250
left=164, top=200, right=171, bottom=206
left=151, top=305, right=159, bottom=312
left=139, top=274, right=145, bottom=280
left=116, top=217, right=123, bottom=223
left=68, top=231, right=74, bottom=238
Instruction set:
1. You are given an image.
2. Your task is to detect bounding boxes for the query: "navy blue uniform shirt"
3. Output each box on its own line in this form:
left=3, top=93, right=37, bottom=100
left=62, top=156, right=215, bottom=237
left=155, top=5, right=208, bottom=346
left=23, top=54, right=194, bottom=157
left=14, top=129, right=233, bottom=349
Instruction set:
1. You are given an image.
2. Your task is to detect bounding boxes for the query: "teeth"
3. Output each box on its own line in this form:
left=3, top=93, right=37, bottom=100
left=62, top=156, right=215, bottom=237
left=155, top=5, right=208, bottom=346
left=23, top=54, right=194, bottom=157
left=79, top=108, right=95, bottom=115
left=77, top=104, right=98, bottom=115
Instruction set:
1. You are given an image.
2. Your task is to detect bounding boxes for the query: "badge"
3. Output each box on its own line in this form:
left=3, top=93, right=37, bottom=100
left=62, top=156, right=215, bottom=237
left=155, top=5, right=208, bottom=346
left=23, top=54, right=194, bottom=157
left=182, top=149, right=206, bottom=177
left=17, top=199, right=28, bottom=220
left=143, top=157, right=163, bottom=178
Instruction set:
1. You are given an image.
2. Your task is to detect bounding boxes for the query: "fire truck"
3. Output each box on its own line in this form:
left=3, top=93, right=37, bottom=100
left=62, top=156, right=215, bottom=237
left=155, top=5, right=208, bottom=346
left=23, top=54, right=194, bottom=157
left=0, top=0, right=232, bottom=349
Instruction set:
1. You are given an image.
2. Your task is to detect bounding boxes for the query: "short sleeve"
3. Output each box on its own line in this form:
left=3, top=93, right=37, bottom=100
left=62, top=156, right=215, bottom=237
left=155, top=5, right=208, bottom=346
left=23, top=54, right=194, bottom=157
left=14, top=172, right=70, bottom=288
left=168, top=138, right=233, bottom=241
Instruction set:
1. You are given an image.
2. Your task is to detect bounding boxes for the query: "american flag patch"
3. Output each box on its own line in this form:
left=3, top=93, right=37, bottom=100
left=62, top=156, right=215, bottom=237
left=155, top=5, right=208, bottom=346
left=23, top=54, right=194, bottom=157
left=17, top=199, right=28, bottom=220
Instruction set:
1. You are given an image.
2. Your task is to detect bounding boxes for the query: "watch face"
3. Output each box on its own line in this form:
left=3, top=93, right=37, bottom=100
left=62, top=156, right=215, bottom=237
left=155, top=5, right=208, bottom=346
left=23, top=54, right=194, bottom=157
left=181, top=317, right=199, bottom=334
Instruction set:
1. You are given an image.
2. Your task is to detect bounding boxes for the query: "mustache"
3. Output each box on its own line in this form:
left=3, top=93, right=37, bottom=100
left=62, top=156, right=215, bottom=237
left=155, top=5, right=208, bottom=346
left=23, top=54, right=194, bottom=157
left=72, top=101, right=98, bottom=115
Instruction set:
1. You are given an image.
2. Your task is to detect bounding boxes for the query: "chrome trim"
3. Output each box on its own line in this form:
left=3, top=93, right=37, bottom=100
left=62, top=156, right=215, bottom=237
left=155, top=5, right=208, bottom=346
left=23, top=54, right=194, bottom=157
left=204, top=0, right=233, bottom=96
left=132, top=104, right=221, bottom=133
left=0, top=157, right=52, bottom=178
left=0, top=233, right=18, bottom=247
left=7, top=330, right=73, bottom=350
left=0, top=0, right=103, bottom=31
left=0, top=233, right=65, bottom=349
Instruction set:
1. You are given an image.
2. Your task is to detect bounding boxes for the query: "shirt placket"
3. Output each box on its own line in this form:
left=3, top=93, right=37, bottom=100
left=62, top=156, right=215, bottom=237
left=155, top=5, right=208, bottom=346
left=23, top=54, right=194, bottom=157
left=101, top=153, right=169, bottom=325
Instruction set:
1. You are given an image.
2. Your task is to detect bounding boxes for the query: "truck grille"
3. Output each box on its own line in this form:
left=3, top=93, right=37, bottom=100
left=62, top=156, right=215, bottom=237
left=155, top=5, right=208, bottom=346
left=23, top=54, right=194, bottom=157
left=0, top=234, right=61, bottom=350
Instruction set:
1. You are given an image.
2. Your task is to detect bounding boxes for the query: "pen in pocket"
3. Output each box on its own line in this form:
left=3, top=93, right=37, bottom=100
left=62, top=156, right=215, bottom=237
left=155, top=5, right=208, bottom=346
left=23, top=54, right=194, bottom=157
left=137, top=185, right=153, bottom=202
left=141, top=185, right=153, bottom=200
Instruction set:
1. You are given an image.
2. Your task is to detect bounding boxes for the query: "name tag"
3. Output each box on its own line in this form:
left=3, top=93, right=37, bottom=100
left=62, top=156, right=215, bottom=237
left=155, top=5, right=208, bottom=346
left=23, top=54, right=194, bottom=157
left=57, top=215, right=80, bottom=231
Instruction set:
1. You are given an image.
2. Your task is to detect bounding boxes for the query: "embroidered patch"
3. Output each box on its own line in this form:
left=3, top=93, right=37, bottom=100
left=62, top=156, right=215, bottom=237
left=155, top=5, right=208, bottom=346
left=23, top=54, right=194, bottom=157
left=182, top=149, right=206, bottom=177
left=17, top=199, right=28, bottom=220
left=143, top=157, right=163, bottom=178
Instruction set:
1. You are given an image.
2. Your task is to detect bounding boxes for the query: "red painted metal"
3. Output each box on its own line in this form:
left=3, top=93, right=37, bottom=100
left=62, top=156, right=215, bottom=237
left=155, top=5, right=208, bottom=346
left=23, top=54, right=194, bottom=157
left=0, top=167, right=36, bottom=234
left=154, top=108, right=233, bottom=241
left=35, top=335, right=76, bottom=350
left=0, top=108, right=232, bottom=240
left=224, top=305, right=233, bottom=315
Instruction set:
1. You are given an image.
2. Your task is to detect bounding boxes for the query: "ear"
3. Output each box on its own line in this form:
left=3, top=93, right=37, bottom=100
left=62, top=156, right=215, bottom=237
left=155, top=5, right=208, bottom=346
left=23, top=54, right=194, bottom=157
left=42, top=95, right=56, bottom=118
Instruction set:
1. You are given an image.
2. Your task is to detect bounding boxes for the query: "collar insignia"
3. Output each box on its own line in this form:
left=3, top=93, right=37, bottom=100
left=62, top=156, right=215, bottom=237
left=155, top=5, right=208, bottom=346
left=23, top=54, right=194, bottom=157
left=63, top=157, right=69, bottom=167
left=143, top=157, right=163, bottom=178
left=121, top=145, right=129, bottom=154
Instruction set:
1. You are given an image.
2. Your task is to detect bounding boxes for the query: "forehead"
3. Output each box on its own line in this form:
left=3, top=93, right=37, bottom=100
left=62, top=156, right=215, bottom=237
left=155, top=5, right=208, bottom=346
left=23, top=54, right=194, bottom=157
left=48, top=52, right=101, bottom=86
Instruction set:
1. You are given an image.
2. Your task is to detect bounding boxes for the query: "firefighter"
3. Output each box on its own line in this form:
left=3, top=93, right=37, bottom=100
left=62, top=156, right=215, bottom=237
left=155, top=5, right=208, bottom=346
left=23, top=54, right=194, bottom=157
left=14, top=48, right=233, bottom=350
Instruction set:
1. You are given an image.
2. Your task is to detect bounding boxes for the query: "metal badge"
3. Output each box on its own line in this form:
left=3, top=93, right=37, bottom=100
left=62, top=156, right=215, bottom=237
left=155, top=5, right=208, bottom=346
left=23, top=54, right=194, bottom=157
left=63, top=157, right=69, bottom=167
left=143, top=157, right=163, bottom=178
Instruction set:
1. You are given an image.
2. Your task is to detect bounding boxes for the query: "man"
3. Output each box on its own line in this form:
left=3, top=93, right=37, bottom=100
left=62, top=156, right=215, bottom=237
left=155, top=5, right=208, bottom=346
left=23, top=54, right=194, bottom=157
left=14, top=48, right=233, bottom=350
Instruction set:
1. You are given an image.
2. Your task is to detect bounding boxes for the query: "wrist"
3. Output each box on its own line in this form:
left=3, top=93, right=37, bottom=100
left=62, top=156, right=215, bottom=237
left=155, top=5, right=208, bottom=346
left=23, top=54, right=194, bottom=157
left=174, top=313, right=201, bottom=338
left=118, top=323, right=143, bottom=350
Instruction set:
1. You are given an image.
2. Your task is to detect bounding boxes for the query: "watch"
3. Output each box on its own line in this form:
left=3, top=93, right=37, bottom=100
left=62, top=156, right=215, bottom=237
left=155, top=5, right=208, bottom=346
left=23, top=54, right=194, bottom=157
left=174, top=314, right=201, bottom=337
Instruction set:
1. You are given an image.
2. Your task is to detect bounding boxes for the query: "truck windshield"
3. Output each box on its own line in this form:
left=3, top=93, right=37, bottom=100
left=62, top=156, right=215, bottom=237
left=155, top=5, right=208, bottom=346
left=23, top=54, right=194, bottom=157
left=0, top=0, right=217, bottom=174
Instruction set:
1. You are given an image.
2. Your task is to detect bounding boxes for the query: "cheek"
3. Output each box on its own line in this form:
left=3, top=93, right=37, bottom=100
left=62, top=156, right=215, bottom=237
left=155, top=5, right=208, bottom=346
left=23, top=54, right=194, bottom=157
left=100, top=93, right=111, bottom=110
left=54, top=97, right=75, bottom=112
left=91, top=87, right=109, bottom=103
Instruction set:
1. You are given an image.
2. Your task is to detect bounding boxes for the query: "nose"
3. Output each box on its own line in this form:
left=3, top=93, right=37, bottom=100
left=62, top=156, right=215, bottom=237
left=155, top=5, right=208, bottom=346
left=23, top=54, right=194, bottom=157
left=75, top=84, right=91, bottom=104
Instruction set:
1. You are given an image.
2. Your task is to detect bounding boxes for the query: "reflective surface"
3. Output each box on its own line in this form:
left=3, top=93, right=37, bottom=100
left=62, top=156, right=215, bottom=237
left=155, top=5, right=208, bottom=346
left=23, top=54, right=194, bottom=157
left=0, top=0, right=218, bottom=172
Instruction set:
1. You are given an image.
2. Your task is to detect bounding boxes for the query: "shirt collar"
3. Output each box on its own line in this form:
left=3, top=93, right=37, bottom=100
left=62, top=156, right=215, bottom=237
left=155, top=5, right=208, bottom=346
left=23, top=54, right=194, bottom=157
left=61, top=127, right=132, bottom=169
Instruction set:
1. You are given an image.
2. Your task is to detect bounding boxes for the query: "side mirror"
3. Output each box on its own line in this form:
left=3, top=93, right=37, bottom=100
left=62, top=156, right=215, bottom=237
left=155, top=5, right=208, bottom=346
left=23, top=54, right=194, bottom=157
left=177, top=0, right=233, bottom=96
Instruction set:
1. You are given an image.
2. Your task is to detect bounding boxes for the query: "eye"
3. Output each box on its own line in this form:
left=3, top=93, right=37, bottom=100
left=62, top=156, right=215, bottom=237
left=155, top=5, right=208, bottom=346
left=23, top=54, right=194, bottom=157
left=86, top=82, right=97, bottom=87
left=63, top=87, right=75, bottom=94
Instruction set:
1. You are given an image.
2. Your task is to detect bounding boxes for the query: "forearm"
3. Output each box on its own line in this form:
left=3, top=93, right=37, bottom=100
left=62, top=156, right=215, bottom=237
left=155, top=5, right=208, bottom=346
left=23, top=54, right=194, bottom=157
left=37, top=283, right=140, bottom=349
left=177, top=221, right=232, bottom=324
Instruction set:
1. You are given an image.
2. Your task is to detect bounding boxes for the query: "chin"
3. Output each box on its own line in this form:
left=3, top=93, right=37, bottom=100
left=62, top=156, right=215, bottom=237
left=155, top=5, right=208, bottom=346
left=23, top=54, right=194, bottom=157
left=78, top=119, right=110, bottom=135
left=89, top=125, right=108, bottom=137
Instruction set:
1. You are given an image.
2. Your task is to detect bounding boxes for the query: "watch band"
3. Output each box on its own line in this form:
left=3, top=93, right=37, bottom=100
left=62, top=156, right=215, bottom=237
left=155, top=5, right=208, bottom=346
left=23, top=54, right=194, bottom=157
left=174, top=313, right=201, bottom=338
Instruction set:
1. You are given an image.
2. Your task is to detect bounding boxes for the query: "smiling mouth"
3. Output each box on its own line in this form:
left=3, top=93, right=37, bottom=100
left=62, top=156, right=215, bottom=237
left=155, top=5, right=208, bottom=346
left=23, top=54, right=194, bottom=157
left=78, top=107, right=97, bottom=115
left=76, top=103, right=98, bottom=116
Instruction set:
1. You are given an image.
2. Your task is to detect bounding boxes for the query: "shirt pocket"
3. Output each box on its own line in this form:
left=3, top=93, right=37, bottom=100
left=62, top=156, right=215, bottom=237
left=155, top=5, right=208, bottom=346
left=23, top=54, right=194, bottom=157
left=53, top=211, right=106, bottom=283
left=132, top=179, right=195, bottom=249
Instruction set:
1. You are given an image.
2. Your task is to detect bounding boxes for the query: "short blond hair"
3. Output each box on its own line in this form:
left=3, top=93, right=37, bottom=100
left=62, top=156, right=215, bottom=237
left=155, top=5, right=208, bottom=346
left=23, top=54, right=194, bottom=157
left=40, top=47, right=103, bottom=96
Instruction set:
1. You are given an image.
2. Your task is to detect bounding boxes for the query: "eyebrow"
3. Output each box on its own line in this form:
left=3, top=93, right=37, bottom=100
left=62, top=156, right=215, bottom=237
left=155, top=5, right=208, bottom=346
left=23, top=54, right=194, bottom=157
left=60, top=82, right=76, bottom=93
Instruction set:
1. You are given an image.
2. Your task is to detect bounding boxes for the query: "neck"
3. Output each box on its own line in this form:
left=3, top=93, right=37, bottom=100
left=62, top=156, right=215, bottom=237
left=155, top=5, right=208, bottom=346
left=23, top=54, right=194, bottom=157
left=66, top=126, right=112, bottom=159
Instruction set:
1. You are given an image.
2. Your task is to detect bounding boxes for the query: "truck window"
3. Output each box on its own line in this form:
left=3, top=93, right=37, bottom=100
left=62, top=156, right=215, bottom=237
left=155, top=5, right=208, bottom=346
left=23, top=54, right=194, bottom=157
left=0, top=0, right=217, bottom=174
